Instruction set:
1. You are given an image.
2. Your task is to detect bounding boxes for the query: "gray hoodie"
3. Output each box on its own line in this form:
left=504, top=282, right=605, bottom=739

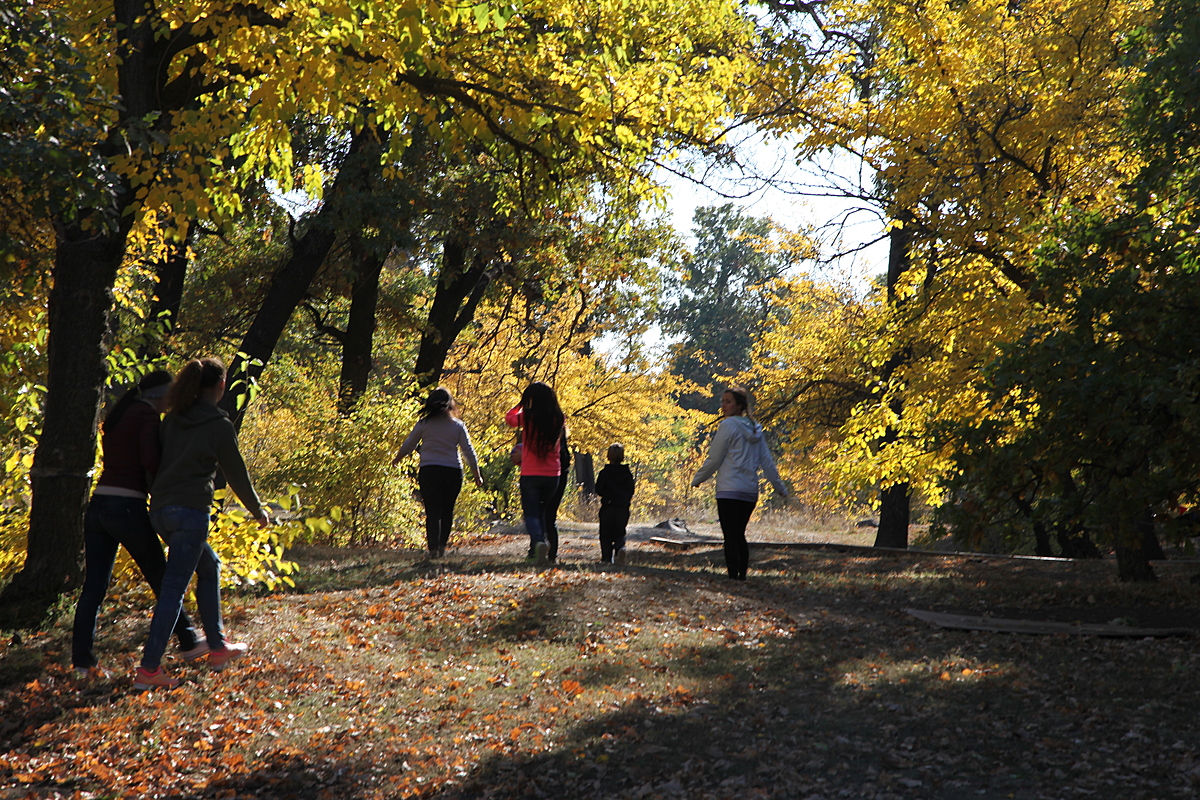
left=150, top=399, right=262, bottom=516
left=692, top=415, right=787, bottom=499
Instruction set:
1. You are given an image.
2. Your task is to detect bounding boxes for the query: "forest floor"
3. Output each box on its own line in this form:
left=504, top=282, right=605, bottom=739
left=2, top=515, right=1200, bottom=799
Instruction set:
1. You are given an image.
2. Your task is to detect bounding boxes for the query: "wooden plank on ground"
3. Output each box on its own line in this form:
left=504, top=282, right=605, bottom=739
left=905, top=608, right=1194, bottom=638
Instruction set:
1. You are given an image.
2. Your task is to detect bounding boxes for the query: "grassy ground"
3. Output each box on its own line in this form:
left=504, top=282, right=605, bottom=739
left=1, top=526, right=1199, bottom=799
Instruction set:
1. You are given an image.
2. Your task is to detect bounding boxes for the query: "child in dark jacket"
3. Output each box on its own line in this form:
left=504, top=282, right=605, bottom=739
left=595, top=443, right=635, bottom=564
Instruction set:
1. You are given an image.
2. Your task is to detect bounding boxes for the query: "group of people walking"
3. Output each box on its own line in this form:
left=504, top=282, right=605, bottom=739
left=74, top=361, right=786, bottom=690
left=396, top=382, right=787, bottom=578
left=73, top=357, right=267, bottom=691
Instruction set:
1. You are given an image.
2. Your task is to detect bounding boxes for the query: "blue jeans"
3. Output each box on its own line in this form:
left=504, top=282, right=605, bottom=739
left=142, top=506, right=225, bottom=670
left=520, top=475, right=560, bottom=548
left=72, top=495, right=200, bottom=668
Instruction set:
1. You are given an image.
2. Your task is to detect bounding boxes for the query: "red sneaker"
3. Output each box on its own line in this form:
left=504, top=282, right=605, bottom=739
left=133, top=667, right=179, bottom=691
left=209, top=642, right=249, bottom=671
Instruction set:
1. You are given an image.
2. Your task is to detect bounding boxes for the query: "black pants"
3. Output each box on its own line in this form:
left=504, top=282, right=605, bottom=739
left=717, top=497, right=757, bottom=579
left=598, top=504, right=629, bottom=562
left=72, top=494, right=200, bottom=668
left=543, top=472, right=568, bottom=560
left=418, top=465, right=462, bottom=552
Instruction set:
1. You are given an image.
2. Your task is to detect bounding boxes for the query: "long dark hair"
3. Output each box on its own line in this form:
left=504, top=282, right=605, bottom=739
left=419, top=387, right=455, bottom=420
left=102, top=370, right=173, bottom=433
left=520, top=382, right=564, bottom=458
left=164, top=357, right=225, bottom=415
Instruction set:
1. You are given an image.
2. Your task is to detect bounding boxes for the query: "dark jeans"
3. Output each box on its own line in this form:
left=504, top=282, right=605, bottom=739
left=72, top=494, right=200, bottom=669
left=418, top=465, right=462, bottom=552
left=142, top=506, right=225, bottom=670
left=520, top=475, right=560, bottom=550
left=717, top=497, right=757, bottom=579
left=598, top=504, right=629, bottom=562
left=542, top=472, right=569, bottom=560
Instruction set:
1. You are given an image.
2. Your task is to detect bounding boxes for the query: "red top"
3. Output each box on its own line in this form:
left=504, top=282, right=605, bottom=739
left=505, top=406, right=562, bottom=477
left=96, top=400, right=161, bottom=494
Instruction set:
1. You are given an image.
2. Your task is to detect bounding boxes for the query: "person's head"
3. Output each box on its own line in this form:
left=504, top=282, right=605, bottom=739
left=520, top=381, right=564, bottom=457
left=420, top=387, right=455, bottom=419
left=606, top=443, right=625, bottom=464
left=721, top=386, right=749, bottom=418
left=164, top=357, right=226, bottom=415
left=102, top=369, right=173, bottom=433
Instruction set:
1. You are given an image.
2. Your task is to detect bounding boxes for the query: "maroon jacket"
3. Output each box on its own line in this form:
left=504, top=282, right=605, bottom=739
left=96, top=400, right=161, bottom=494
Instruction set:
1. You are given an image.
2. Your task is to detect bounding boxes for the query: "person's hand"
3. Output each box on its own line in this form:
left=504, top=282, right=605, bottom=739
left=391, top=453, right=402, bottom=467
left=473, top=471, right=485, bottom=488
left=256, top=509, right=271, bottom=529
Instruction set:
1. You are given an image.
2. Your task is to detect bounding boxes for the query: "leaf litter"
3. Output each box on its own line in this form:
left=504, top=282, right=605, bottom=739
left=1, top=540, right=1199, bottom=799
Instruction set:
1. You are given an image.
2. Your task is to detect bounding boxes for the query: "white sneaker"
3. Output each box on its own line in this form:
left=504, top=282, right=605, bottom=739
left=614, top=548, right=627, bottom=566
left=534, top=541, right=549, bottom=565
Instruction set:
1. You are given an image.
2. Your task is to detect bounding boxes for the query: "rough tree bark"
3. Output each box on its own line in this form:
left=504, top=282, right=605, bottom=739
left=412, top=234, right=498, bottom=389
left=874, top=211, right=914, bottom=550
left=337, top=248, right=386, bottom=414
left=220, top=128, right=378, bottom=428
left=0, top=0, right=174, bottom=623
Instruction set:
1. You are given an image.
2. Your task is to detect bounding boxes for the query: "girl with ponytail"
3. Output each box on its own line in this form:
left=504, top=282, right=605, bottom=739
left=134, top=357, right=270, bottom=690
left=392, top=387, right=484, bottom=558
left=72, top=369, right=207, bottom=679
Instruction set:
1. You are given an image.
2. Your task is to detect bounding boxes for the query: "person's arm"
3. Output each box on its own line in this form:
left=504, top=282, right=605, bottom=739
left=691, top=420, right=733, bottom=487
left=458, top=422, right=484, bottom=487
left=214, top=420, right=267, bottom=525
left=504, top=405, right=522, bottom=428
left=392, top=421, right=423, bottom=466
left=758, top=439, right=788, bottom=496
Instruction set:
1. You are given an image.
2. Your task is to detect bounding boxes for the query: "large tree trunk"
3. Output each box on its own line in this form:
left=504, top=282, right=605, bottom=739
left=872, top=211, right=914, bottom=550
left=1115, top=512, right=1157, bottom=582
left=412, top=235, right=497, bottom=388
left=221, top=128, right=380, bottom=427
left=337, top=249, right=386, bottom=414
left=0, top=0, right=168, bottom=624
left=220, top=223, right=338, bottom=427
left=874, top=482, right=910, bottom=549
left=0, top=228, right=125, bottom=624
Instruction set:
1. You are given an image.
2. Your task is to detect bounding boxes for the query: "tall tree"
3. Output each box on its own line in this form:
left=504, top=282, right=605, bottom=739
left=661, top=204, right=791, bottom=410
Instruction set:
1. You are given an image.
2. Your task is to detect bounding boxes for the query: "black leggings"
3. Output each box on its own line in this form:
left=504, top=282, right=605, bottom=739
left=717, top=498, right=756, bottom=579
left=418, top=466, right=462, bottom=552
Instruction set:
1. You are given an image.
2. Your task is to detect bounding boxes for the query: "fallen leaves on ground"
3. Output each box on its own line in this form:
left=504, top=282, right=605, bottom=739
left=1, top=545, right=1199, bottom=799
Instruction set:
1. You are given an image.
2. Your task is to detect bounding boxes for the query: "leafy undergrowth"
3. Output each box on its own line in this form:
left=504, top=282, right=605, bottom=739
left=2, top=543, right=1200, bottom=799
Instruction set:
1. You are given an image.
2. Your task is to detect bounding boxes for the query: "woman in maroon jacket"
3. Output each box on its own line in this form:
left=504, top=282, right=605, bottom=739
left=71, top=371, right=207, bottom=678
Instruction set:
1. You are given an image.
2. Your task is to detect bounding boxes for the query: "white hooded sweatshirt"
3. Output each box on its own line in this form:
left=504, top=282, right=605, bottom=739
left=691, top=415, right=787, bottom=499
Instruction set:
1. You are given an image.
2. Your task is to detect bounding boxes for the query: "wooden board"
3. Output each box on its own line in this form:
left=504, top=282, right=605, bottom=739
left=905, top=608, right=1194, bottom=638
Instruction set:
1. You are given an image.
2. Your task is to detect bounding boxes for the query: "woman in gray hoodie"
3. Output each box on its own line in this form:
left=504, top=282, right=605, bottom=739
left=134, top=357, right=269, bottom=690
left=691, top=386, right=787, bottom=580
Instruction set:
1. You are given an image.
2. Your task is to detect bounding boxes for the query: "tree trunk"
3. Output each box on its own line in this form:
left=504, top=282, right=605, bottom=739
left=871, top=209, right=914, bottom=550
left=575, top=452, right=596, bottom=499
left=874, top=482, right=910, bottom=548
left=1115, top=513, right=1157, bottom=582
left=148, top=227, right=192, bottom=334
left=337, top=249, right=385, bottom=415
left=221, top=128, right=379, bottom=427
left=0, top=228, right=124, bottom=625
left=219, top=224, right=338, bottom=427
left=412, top=235, right=496, bottom=389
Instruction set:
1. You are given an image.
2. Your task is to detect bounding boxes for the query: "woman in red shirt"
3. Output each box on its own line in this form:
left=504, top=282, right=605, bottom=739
left=505, top=382, right=565, bottom=565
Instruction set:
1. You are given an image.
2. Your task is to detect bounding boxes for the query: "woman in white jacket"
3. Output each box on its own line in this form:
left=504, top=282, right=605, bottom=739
left=691, top=387, right=787, bottom=580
